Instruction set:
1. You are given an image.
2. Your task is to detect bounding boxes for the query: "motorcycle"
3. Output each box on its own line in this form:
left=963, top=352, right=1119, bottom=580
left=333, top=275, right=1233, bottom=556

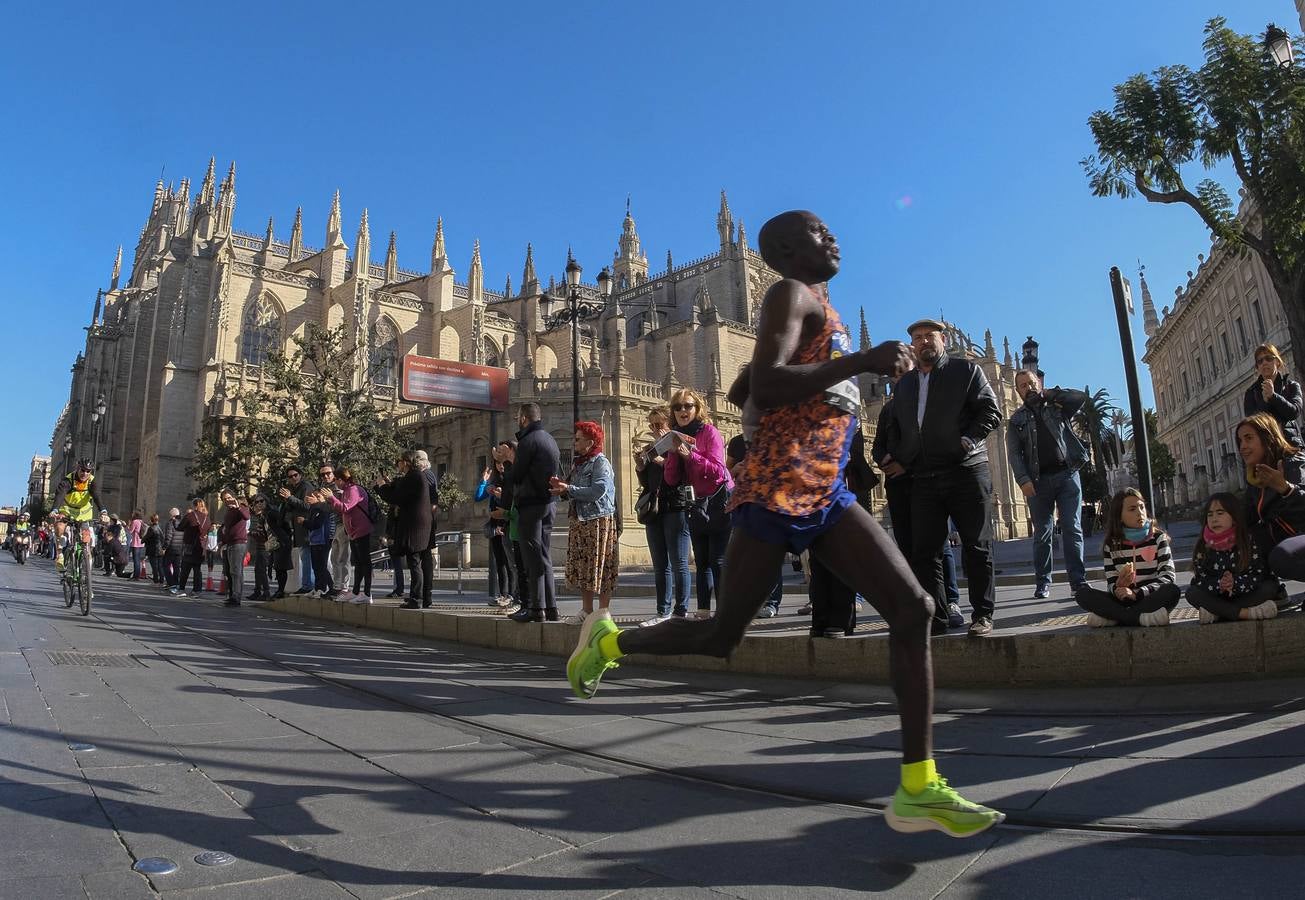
left=12, top=532, right=30, bottom=565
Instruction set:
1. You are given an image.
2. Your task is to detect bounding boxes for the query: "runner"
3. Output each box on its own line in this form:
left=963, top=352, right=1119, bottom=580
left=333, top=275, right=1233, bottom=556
left=565, top=210, right=1005, bottom=838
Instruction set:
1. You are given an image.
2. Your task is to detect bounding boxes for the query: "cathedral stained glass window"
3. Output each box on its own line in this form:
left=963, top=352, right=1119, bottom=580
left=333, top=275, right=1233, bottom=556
left=239, top=295, right=281, bottom=366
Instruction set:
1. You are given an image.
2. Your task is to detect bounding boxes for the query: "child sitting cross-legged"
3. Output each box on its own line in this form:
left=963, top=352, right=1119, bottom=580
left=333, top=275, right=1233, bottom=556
left=1186, top=492, right=1283, bottom=624
left=1075, top=487, right=1180, bottom=627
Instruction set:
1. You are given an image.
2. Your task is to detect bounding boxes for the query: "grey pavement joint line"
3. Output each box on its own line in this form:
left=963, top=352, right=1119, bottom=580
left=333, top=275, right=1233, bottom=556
left=18, top=634, right=163, bottom=898
left=929, top=832, right=1002, bottom=899
left=83, top=584, right=1305, bottom=841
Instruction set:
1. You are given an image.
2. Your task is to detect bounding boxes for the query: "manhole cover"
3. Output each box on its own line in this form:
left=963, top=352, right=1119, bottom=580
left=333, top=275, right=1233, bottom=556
left=133, top=857, right=179, bottom=875
left=194, top=850, right=235, bottom=867
left=46, top=650, right=145, bottom=668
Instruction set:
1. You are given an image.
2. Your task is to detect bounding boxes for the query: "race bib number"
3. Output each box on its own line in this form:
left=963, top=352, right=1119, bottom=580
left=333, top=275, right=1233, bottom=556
left=824, top=326, right=860, bottom=415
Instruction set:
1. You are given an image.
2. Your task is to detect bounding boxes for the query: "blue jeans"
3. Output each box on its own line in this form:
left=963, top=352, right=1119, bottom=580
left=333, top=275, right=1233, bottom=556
left=942, top=542, right=960, bottom=605
left=298, top=544, right=315, bottom=591
left=647, top=510, right=691, bottom=617
left=764, top=578, right=783, bottom=613
left=691, top=525, right=729, bottom=613
left=1026, top=468, right=1087, bottom=588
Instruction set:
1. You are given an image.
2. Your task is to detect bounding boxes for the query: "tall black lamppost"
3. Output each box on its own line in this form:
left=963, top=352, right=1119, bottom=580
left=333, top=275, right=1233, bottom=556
left=1109, top=267, right=1153, bottom=513
left=90, top=394, right=107, bottom=466
left=547, top=251, right=612, bottom=425
left=62, top=435, right=73, bottom=479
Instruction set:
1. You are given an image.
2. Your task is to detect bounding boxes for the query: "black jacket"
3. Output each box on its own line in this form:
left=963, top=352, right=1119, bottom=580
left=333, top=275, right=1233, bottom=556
left=376, top=469, right=432, bottom=555
left=1244, top=372, right=1304, bottom=449
left=887, top=355, right=1001, bottom=474
left=1244, top=452, right=1305, bottom=550
left=510, top=421, right=560, bottom=508
left=279, top=479, right=317, bottom=546
left=422, top=468, right=440, bottom=549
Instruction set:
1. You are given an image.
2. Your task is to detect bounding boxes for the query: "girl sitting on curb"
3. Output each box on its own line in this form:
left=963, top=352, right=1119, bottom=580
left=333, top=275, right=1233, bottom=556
left=1186, top=492, right=1283, bottom=624
left=1075, top=488, right=1179, bottom=627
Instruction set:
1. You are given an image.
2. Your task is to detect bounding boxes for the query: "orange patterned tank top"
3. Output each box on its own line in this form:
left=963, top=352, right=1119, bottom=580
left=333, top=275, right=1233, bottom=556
left=729, top=283, right=859, bottom=517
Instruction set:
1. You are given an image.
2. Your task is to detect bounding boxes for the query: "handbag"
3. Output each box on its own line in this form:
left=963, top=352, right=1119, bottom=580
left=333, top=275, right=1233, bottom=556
left=266, top=535, right=280, bottom=552
left=691, top=484, right=731, bottom=532
left=634, top=489, right=658, bottom=525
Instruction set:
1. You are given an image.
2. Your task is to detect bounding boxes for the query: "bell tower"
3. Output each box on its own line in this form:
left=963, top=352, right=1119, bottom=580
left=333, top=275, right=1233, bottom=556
left=611, top=198, right=648, bottom=291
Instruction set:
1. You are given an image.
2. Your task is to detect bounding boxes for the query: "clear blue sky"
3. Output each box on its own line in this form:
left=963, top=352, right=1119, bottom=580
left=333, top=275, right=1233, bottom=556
left=0, top=0, right=1291, bottom=505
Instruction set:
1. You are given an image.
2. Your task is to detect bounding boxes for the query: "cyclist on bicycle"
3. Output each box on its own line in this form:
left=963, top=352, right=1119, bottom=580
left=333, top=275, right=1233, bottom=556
left=51, top=458, right=103, bottom=571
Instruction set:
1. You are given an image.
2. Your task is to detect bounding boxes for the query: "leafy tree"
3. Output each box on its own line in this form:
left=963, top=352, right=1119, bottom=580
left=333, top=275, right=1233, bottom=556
left=1083, top=17, right=1305, bottom=363
left=433, top=472, right=468, bottom=511
left=189, top=324, right=404, bottom=496
left=1126, top=408, right=1178, bottom=485
left=1074, top=387, right=1122, bottom=496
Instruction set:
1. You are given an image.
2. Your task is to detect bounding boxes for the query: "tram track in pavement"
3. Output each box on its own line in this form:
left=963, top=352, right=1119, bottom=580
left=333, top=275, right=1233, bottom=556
left=16, top=564, right=1305, bottom=844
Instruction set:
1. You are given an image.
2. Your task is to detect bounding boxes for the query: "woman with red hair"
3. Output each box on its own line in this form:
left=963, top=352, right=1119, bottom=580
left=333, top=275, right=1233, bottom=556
left=550, top=421, right=619, bottom=623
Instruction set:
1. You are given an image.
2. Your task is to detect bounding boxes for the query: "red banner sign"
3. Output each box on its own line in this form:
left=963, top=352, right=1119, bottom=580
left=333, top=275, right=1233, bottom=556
left=400, top=355, right=510, bottom=412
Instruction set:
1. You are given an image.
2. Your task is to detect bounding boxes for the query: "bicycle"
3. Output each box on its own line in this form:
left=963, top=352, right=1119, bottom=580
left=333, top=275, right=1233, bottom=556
left=59, top=522, right=94, bottom=617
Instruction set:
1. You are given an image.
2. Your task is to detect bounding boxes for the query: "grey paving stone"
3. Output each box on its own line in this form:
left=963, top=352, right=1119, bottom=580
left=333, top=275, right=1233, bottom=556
left=159, top=869, right=355, bottom=899
left=81, top=868, right=157, bottom=899
left=306, top=817, right=569, bottom=899
left=0, top=873, right=90, bottom=900
left=1029, top=755, right=1305, bottom=829
left=0, top=787, right=127, bottom=879
left=944, top=831, right=1305, bottom=899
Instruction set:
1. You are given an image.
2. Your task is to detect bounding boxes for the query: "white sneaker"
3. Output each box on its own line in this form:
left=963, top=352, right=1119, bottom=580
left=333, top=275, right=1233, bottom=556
left=564, top=613, right=587, bottom=625
left=1138, top=607, right=1170, bottom=627
left=1246, top=599, right=1279, bottom=620
left=353, top=594, right=373, bottom=605
left=639, top=614, right=671, bottom=628
left=307, top=590, right=321, bottom=599
left=1198, top=607, right=1218, bottom=625
left=1084, top=612, right=1116, bottom=628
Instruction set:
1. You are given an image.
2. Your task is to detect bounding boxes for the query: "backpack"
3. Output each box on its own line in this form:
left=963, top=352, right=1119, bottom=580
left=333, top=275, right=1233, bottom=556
left=363, top=487, right=382, bottom=523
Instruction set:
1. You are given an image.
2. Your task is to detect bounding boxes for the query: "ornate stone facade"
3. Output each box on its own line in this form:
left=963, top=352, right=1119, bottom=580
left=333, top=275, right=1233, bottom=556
left=51, top=159, right=1032, bottom=561
left=1141, top=204, right=1296, bottom=508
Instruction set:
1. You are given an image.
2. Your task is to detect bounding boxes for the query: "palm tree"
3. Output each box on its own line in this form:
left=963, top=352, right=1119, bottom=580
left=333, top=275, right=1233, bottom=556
left=1074, top=387, right=1122, bottom=501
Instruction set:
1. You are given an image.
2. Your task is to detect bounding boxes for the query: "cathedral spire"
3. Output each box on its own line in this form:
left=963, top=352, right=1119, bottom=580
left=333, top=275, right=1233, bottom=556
left=289, top=206, right=303, bottom=260
left=858, top=307, right=870, bottom=350
left=384, top=231, right=398, bottom=282
left=984, top=328, right=995, bottom=359
left=1140, top=263, right=1159, bottom=337
left=469, top=239, right=484, bottom=301
left=430, top=217, right=446, bottom=273
left=612, top=198, right=648, bottom=288
left=199, top=156, right=216, bottom=208
left=326, top=190, right=345, bottom=248
left=110, top=245, right=122, bottom=291
left=736, top=218, right=747, bottom=251
left=666, top=249, right=674, bottom=273
left=1002, top=336, right=1013, bottom=370
left=262, top=216, right=275, bottom=251
left=716, top=189, right=734, bottom=247
left=354, top=208, right=371, bottom=279
left=522, top=242, right=539, bottom=295
left=504, top=273, right=512, bottom=299
left=216, top=162, right=236, bottom=234
left=664, top=341, right=677, bottom=386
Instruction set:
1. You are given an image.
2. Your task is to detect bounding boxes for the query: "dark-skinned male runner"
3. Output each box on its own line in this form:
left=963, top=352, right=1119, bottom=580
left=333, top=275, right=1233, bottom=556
left=565, top=209, right=1004, bottom=837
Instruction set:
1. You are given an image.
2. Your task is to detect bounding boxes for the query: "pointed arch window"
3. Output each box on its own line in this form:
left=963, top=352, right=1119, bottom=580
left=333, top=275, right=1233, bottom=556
left=483, top=336, right=501, bottom=368
left=239, top=294, right=282, bottom=365
left=369, top=318, right=400, bottom=387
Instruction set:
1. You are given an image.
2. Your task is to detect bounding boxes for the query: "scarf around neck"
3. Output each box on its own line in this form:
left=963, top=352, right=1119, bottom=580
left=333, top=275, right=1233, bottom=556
left=1122, top=522, right=1151, bottom=543
left=1202, top=525, right=1237, bottom=552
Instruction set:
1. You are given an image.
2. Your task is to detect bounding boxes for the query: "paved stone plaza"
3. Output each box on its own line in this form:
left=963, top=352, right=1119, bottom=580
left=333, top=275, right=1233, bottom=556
left=3, top=555, right=1304, bottom=899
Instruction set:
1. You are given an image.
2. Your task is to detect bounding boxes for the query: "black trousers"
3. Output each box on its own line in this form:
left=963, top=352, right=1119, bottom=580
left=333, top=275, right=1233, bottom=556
left=1077, top=582, right=1181, bottom=625
left=511, top=538, right=530, bottom=606
left=809, top=557, right=856, bottom=635
left=909, top=463, right=995, bottom=626
left=517, top=502, right=557, bottom=611
left=1186, top=580, right=1281, bottom=621
left=404, top=548, right=433, bottom=603
left=490, top=532, right=515, bottom=598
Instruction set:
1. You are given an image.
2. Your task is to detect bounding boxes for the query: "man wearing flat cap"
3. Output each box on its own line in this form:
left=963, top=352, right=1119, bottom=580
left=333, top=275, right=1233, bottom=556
left=885, top=318, right=1002, bottom=636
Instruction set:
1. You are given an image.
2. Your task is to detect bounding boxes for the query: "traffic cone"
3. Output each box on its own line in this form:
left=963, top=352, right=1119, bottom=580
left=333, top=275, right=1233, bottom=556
left=206, top=574, right=214, bottom=592
left=219, top=574, right=227, bottom=595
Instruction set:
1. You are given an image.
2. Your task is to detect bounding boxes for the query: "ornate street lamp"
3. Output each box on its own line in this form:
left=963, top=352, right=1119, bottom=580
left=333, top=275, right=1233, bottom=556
left=1267, top=23, right=1294, bottom=69
left=90, top=394, right=107, bottom=465
left=547, top=250, right=608, bottom=425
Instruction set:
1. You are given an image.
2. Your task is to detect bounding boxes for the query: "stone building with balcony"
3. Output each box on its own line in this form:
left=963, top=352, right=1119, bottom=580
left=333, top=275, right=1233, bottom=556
left=1141, top=214, right=1297, bottom=509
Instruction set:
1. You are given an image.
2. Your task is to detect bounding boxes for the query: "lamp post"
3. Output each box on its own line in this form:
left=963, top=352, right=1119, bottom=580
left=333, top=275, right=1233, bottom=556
left=90, top=394, right=107, bottom=466
left=546, top=251, right=611, bottom=425
left=1109, top=266, right=1154, bottom=513
left=1267, top=23, right=1294, bottom=68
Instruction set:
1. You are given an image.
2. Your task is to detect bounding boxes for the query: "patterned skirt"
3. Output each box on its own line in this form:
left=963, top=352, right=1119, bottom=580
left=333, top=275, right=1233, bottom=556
left=565, top=514, right=620, bottom=595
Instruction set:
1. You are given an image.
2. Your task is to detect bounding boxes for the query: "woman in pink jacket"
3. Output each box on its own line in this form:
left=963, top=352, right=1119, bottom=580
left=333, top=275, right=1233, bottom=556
left=129, top=511, right=146, bottom=579
left=325, top=465, right=375, bottom=604
left=663, top=388, right=734, bottom=617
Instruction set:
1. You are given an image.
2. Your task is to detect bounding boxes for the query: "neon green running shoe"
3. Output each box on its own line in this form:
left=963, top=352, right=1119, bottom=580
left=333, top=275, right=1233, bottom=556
left=885, top=777, right=1006, bottom=838
left=567, top=610, right=620, bottom=699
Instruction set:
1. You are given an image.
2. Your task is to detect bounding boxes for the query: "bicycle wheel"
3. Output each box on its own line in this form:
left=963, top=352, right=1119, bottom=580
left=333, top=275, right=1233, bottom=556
left=62, top=572, right=74, bottom=608
left=79, top=544, right=93, bottom=616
